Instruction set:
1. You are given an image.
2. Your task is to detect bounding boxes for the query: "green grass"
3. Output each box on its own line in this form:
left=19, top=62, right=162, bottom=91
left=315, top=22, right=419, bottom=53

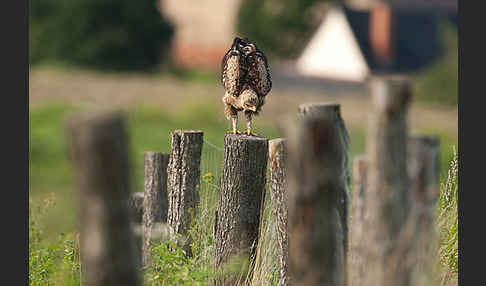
left=437, top=147, right=458, bottom=286
left=29, top=101, right=281, bottom=240
left=29, top=101, right=457, bottom=238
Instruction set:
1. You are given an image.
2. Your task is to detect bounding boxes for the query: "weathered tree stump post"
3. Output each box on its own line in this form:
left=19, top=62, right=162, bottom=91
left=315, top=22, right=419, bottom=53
left=128, top=192, right=145, bottom=223
left=213, top=134, right=268, bottom=286
left=299, top=103, right=350, bottom=285
left=349, top=135, right=440, bottom=286
left=142, top=152, right=170, bottom=266
left=407, top=134, right=440, bottom=213
left=250, top=138, right=288, bottom=286
left=282, top=114, right=346, bottom=286
left=268, top=138, right=289, bottom=286
left=127, top=191, right=145, bottom=269
left=406, top=134, right=440, bottom=285
left=167, top=130, right=203, bottom=253
left=67, top=111, right=140, bottom=286
left=360, top=75, right=411, bottom=286
left=348, top=155, right=369, bottom=286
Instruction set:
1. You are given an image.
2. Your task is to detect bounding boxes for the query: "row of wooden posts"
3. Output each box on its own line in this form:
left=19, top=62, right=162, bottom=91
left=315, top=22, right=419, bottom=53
left=66, top=75, right=440, bottom=286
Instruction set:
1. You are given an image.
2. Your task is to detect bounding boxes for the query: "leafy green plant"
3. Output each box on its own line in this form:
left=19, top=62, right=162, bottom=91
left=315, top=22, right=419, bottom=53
left=144, top=171, right=220, bottom=285
left=144, top=238, right=213, bottom=286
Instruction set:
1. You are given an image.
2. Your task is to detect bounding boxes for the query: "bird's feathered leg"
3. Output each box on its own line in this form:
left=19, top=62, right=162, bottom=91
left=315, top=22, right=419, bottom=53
left=223, top=94, right=241, bottom=134
left=244, top=111, right=258, bottom=136
left=231, top=114, right=240, bottom=135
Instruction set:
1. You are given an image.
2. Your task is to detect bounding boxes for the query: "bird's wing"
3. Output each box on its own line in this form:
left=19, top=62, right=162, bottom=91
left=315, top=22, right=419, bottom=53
left=248, top=51, right=272, bottom=98
left=221, top=50, right=245, bottom=98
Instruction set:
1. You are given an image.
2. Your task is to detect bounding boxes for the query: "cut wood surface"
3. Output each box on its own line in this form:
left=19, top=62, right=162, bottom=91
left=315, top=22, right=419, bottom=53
left=213, top=134, right=268, bottom=286
left=67, top=111, right=140, bottom=286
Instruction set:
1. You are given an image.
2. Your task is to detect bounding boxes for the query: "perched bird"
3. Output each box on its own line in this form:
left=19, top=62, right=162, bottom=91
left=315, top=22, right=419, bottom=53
left=221, top=37, right=272, bottom=136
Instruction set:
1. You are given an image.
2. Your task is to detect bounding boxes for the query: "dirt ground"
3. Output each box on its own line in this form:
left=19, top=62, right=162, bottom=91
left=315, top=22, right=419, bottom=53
left=29, top=67, right=458, bottom=139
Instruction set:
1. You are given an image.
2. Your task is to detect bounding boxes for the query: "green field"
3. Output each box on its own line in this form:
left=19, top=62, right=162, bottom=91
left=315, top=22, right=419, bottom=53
left=29, top=100, right=457, bottom=239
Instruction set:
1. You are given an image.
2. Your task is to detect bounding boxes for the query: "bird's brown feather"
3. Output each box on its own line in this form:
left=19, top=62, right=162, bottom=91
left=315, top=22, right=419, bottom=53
left=221, top=47, right=247, bottom=98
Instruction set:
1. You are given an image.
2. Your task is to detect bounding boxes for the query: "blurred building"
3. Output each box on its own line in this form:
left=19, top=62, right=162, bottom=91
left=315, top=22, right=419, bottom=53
left=296, top=0, right=457, bottom=82
left=159, top=0, right=242, bottom=70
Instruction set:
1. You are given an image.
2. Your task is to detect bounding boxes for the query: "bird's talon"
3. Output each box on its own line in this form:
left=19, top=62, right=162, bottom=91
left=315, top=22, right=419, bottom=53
left=227, top=130, right=241, bottom=135
left=247, top=131, right=259, bottom=136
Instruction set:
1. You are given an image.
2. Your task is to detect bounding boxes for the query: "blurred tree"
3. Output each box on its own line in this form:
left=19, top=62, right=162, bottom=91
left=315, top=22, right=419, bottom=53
left=237, top=0, right=330, bottom=60
left=413, top=20, right=458, bottom=106
left=29, top=0, right=174, bottom=71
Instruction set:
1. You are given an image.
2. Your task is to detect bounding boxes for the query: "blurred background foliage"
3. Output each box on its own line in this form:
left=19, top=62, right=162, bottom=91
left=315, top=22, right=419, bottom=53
left=29, top=0, right=174, bottom=71
left=29, top=0, right=457, bottom=107
left=237, top=0, right=329, bottom=59
left=413, top=20, right=458, bottom=106
left=29, top=0, right=332, bottom=69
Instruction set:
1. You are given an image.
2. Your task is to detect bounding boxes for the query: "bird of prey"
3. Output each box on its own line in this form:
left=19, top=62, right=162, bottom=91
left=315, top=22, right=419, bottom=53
left=221, top=37, right=272, bottom=136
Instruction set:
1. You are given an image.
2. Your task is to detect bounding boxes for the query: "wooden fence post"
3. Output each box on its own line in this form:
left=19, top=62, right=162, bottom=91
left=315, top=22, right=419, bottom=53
left=128, top=192, right=144, bottom=223
left=299, top=103, right=350, bottom=285
left=282, top=114, right=346, bottom=286
left=167, top=130, right=203, bottom=253
left=406, top=134, right=440, bottom=285
left=348, top=155, right=369, bottom=286
left=67, top=111, right=140, bottom=286
left=268, top=139, right=289, bottom=286
left=213, top=134, right=268, bottom=285
left=360, top=75, right=411, bottom=286
left=407, top=134, right=440, bottom=211
left=127, top=191, right=145, bottom=269
left=349, top=136, right=440, bottom=286
left=142, top=152, right=170, bottom=266
left=250, top=138, right=288, bottom=286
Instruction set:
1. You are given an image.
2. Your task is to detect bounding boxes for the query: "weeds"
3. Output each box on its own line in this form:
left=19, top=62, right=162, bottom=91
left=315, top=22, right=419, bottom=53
left=29, top=194, right=81, bottom=286
left=29, top=194, right=60, bottom=285
left=144, top=238, right=212, bottom=286
left=437, top=146, right=458, bottom=286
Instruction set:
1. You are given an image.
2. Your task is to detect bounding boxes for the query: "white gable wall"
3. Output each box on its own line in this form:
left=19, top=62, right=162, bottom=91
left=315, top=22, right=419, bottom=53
left=296, top=6, right=370, bottom=82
